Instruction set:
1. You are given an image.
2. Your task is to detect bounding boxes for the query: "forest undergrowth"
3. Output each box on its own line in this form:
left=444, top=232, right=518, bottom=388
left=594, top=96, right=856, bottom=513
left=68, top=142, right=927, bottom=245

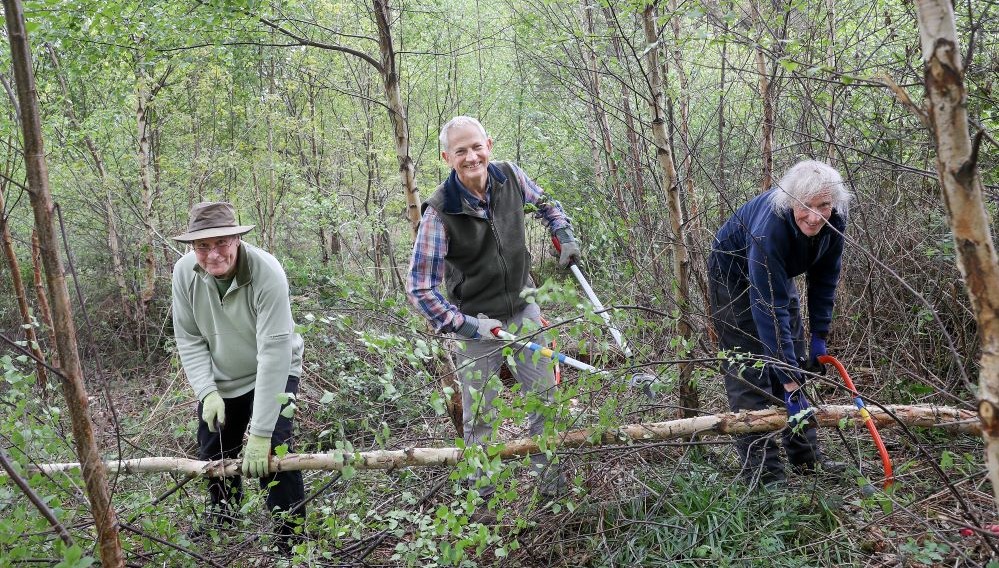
left=1, top=257, right=993, bottom=567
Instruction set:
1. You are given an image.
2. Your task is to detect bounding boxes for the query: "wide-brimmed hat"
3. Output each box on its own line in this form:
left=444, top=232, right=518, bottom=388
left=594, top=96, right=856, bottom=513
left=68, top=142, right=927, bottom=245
left=172, top=202, right=255, bottom=242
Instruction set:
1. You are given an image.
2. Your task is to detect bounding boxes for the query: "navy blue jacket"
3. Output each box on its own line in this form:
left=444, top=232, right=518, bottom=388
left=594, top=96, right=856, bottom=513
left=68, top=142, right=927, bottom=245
left=710, top=190, right=846, bottom=370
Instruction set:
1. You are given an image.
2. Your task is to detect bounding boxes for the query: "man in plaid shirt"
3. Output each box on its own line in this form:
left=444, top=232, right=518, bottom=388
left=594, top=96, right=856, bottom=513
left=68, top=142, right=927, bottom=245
left=406, top=116, right=580, bottom=509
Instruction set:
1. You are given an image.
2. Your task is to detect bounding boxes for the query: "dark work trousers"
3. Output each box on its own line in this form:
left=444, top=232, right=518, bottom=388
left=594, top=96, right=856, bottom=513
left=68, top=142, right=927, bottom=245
left=196, top=375, right=305, bottom=537
left=708, top=255, right=821, bottom=483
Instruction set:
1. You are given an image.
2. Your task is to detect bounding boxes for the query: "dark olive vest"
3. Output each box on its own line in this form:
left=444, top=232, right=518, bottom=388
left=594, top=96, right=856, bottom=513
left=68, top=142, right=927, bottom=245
left=423, top=161, right=532, bottom=320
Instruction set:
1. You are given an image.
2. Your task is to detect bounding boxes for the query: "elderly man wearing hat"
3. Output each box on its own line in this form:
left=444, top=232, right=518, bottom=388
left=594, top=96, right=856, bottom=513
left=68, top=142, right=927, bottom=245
left=171, top=201, right=305, bottom=550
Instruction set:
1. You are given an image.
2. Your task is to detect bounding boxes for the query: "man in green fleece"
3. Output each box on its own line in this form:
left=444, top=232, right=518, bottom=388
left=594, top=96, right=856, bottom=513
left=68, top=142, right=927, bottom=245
left=171, top=201, right=305, bottom=550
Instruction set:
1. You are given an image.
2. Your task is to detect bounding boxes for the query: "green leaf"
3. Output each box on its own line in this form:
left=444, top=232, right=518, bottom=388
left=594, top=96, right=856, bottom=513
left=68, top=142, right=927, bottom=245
left=940, top=450, right=954, bottom=470
left=341, top=464, right=356, bottom=480
left=320, top=390, right=335, bottom=404
left=778, top=58, right=799, bottom=72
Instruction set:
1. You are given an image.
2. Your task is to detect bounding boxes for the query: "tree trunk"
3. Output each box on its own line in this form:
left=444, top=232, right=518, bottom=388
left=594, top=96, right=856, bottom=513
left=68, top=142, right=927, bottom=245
left=20, top=404, right=976, bottom=477
left=47, top=44, right=132, bottom=322
left=31, top=231, right=57, bottom=369
left=641, top=2, right=699, bottom=417
left=0, top=188, right=48, bottom=389
left=755, top=45, right=774, bottom=191
left=135, top=49, right=158, bottom=324
left=372, top=0, right=420, bottom=233
left=914, top=0, right=999, bottom=512
left=2, top=0, right=123, bottom=563
left=824, top=0, right=837, bottom=163
left=371, top=0, right=462, bottom=433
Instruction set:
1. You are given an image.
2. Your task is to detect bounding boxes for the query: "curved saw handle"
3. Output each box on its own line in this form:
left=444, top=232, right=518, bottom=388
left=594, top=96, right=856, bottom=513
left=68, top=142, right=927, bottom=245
left=818, top=354, right=894, bottom=489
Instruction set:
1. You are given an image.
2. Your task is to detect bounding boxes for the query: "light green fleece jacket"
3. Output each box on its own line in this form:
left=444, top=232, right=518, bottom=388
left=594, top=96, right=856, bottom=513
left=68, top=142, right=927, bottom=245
left=172, top=242, right=304, bottom=438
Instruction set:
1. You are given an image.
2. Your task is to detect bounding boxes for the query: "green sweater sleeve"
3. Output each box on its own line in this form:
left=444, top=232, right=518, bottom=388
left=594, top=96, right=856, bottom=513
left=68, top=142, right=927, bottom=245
left=248, top=258, right=296, bottom=438
left=172, top=258, right=217, bottom=401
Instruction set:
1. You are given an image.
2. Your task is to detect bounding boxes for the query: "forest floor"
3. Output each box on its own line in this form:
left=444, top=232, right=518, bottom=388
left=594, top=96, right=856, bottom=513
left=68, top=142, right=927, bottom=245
left=88, top=348, right=995, bottom=567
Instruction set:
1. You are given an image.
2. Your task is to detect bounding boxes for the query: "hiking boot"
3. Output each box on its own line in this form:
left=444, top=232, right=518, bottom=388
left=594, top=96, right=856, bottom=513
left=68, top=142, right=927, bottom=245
left=186, top=510, right=238, bottom=542
left=469, top=508, right=497, bottom=524
left=762, top=477, right=789, bottom=492
left=537, top=467, right=568, bottom=499
left=793, top=459, right=847, bottom=475
left=460, top=475, right=496, bottom=500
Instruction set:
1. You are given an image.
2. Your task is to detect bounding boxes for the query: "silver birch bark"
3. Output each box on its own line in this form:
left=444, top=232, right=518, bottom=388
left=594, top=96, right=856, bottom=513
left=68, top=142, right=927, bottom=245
left=22, top=404, right=976, bottom=477
left=914, top=0, right=999, bottom=512
left=641, top=2, right=699, bottom=416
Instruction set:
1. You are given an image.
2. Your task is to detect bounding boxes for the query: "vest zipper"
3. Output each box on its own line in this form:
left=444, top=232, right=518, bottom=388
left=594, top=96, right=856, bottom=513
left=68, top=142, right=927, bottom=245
left=488, top=215, right=514, bottom=319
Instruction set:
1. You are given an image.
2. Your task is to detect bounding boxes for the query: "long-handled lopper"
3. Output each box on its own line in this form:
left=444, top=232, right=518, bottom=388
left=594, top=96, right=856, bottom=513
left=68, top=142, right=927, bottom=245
left=552, top=236, right=632, bottom=357
left=817, top=354, right=894, bottom=490
left=552, top=237, right=656, bottom=396
left=491, top=327, right=655, bottom=396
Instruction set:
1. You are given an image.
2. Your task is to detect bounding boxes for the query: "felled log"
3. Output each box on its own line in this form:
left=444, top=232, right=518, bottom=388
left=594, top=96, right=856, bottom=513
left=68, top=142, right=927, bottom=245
left=16, top=404, right=977, bottom=478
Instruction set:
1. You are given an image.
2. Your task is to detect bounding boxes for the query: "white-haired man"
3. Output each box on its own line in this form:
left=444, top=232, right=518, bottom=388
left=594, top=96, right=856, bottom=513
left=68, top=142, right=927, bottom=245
left=406, top=116, right=580, bottom=510
left=708, top=160, right=851, bottom=487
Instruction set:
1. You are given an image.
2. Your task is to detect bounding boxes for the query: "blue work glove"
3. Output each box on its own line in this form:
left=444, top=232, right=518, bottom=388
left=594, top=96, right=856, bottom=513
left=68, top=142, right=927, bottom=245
left=809, top=333, right=827, bottom=366
left=554, top=228, right=581, bottom=269
left=242, top=434, right=272, bottom=478
left=454, top=314, right=503, bottom=340
left=201, top=392, right=226, bottom=433
left=803, top=334, right=828, bottom=375
left=783, top=386, right=816, bottom=428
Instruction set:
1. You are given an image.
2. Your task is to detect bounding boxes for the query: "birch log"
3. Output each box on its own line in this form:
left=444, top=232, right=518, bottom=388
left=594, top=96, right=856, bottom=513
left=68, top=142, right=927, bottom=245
left=18, top=405, right=976, bottom=478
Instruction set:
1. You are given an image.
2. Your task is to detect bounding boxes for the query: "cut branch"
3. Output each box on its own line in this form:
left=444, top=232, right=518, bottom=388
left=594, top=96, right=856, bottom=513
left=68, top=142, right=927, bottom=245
left=20, top=405, right=976, bottom=478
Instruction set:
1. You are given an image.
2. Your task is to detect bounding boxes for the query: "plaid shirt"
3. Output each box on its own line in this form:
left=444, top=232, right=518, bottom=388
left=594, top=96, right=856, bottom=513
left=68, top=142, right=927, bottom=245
left=406, top=162, right=571, bottom=332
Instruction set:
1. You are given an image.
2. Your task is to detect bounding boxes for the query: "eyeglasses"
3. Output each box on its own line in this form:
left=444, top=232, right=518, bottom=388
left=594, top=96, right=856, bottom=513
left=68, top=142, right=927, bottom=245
left=193, top=237, right=236, bottom=254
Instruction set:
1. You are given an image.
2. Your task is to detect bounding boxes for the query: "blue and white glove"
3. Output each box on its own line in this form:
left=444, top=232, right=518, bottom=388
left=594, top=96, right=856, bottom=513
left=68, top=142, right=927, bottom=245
left=454, top=314, right=503, bottom=340
left=783, top=386, right=816, bottom=428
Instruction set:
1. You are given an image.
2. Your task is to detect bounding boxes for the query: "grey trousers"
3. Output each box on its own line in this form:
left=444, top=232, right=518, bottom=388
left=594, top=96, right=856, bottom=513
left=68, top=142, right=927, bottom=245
left=708, top=254, right=821, bottom=483
left=454, top=303, right=557, bottom=491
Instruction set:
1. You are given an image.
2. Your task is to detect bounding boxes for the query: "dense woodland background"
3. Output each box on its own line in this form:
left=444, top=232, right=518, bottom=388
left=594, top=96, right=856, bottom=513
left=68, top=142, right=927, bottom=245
left=1, top=0, right=998, bottom=565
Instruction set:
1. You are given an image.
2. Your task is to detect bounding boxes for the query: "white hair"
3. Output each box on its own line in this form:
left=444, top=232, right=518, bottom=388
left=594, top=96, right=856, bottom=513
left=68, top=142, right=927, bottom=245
left=770, top=160, right=852, bottom=216
left=439, top=116, right=488, bottom=152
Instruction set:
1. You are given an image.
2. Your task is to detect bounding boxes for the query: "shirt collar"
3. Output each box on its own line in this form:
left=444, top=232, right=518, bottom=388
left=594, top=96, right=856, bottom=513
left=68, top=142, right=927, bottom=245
left=440, top=163, right=508, bottom=214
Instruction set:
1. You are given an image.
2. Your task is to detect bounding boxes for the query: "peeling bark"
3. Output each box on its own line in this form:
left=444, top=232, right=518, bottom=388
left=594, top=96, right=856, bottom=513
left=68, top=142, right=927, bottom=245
left=135, top=48, right=158, bottom=324
left=914, top=0, right=999, bottom=512
left=19, top=405, right=976, bottom=478
left=372, top=0, right=420, bottom=234
left=641, top=4, right=699, bottom=417
left=31, top=231, right=57, bottom=370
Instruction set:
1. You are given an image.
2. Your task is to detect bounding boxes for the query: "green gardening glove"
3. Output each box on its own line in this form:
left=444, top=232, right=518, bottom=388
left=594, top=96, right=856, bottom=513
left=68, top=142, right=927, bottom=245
left=201, top=392, right=226, bottom=433
left=242, top=434, right=272, bottom=478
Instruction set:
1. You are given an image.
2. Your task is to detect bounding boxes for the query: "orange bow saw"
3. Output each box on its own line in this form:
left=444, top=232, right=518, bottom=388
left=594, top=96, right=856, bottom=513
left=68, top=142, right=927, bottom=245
left=817, top=354, right=894, bottom=489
